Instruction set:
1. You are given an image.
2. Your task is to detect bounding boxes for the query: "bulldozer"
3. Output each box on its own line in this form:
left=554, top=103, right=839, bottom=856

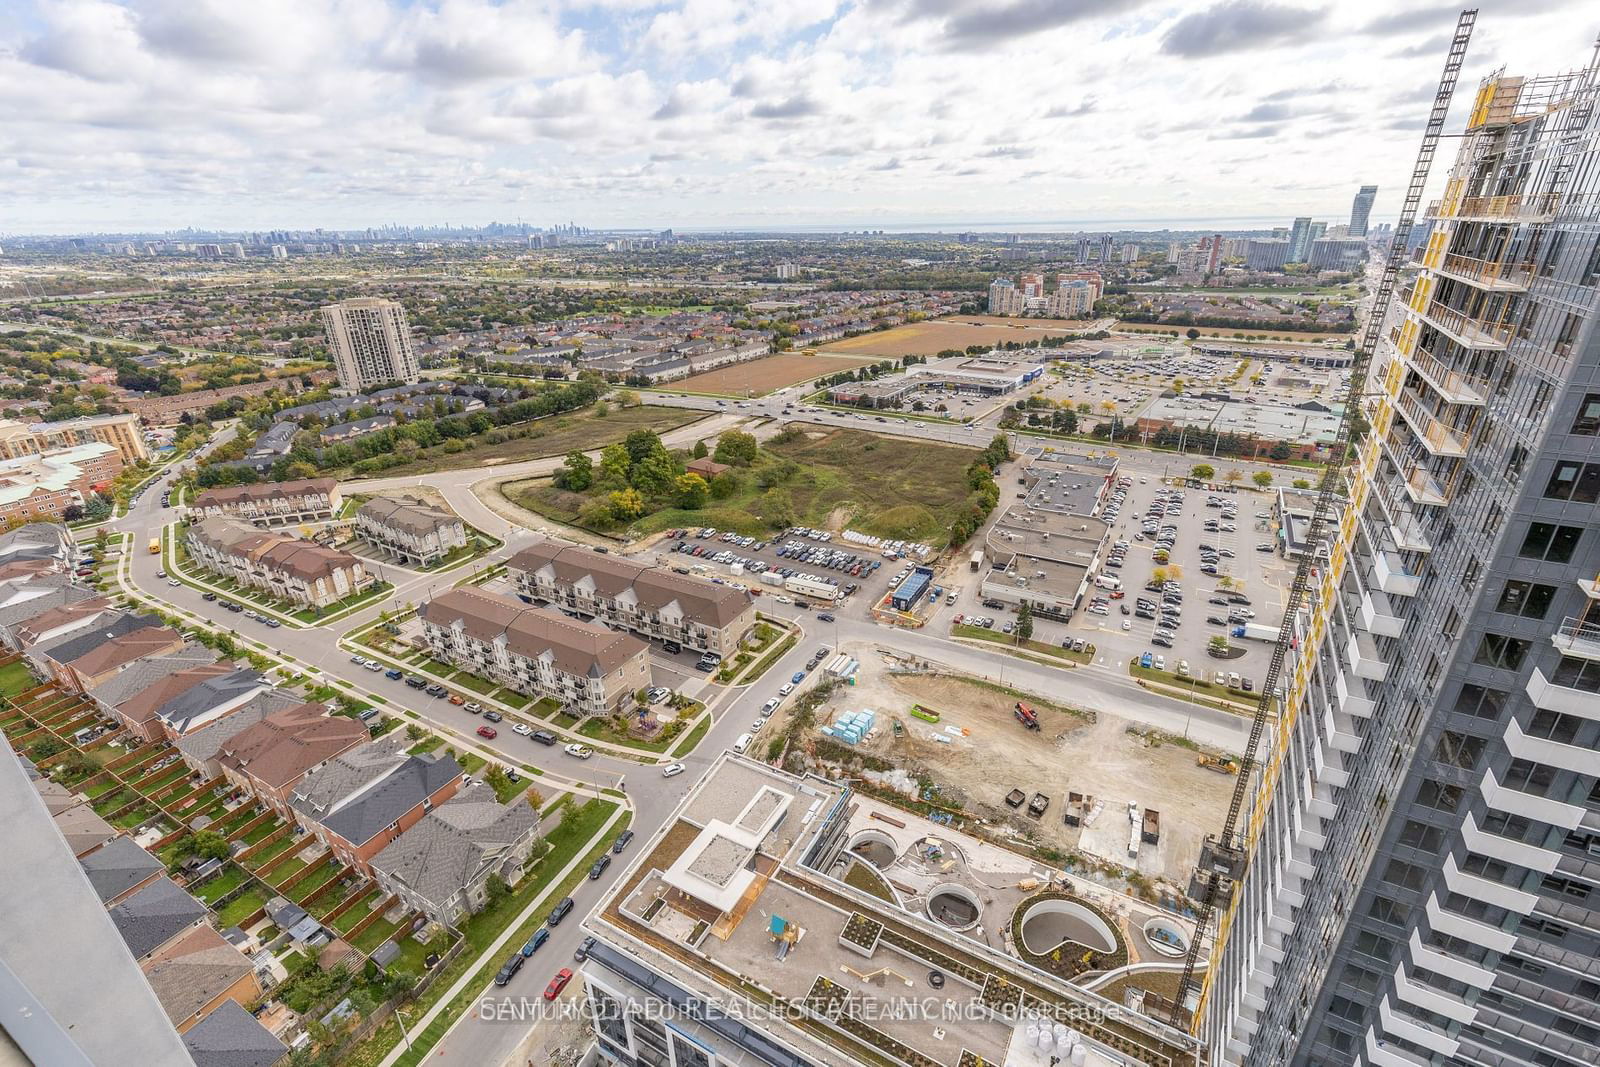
left=1197, top=754, right=1240, bottom=775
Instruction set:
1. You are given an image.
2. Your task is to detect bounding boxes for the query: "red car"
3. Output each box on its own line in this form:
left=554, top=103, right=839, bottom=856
left=543, top=967, right=573, bottom=1001
left=476, top=725, right=498, bottom=739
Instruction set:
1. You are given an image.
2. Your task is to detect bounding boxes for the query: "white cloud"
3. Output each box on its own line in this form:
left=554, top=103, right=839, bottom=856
left=0, top=0, right=1594, bottom=231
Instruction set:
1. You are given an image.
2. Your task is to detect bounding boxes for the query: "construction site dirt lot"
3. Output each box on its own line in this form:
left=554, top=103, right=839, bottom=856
left=677, top=352, right=884, bottom=395
left=818, top=316, right=1098, bottom=357
left=796, top=647, right=1234, bottom=885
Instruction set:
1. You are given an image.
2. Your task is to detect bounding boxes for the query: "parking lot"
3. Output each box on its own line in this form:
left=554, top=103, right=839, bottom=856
left=646, top=525, right=912, bottom=623
left=946, top=470, right=1295, bottom=687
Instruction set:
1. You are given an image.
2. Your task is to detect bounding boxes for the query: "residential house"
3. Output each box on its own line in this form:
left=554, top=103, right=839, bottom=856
left=26, top=613, right=187, bottom=694
left=418, top=587, right=650, bottom=716
left=0, top=578, right=100, bottom=648
left=109, top=876, right=209, bottom=960
left=187, top=517, right=371, bottom=610
left=319, top=414, right=394, bottom=444
left=355, top=497, right=468, bottom=566
left=213, top=703, right=369, bottom=818
left=37, top=778, right=119, bottom=856
left=79, top=836, right=166, bottom=905
left=190, top=478, right=341, bottom=526
left=174, top=688, right=305, bottom=777
left=507, top=539, right=756, bottom=656
left=683, top=457, right=730, bottom=481
left=86, top=646, right=219, bottom=722
left=370, top=784, right=543, bottom=925
left=289, top=736, right=463, bottom=875
left=106, top=662, right=248, bottom=743
left=182, top=1000, right=289, bottom=1067
left=0, top=520, right=76, bottom=575
left=140, top=924, right=261, bottom=1033
left=10, top=594, right=115, bottom=648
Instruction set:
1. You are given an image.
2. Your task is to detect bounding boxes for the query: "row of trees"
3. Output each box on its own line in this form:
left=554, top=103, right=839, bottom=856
left=948, top=434, right=1008, bottom=547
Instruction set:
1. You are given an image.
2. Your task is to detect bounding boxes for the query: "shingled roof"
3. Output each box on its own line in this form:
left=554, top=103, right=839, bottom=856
left=356, top=496, right=461, bottom=536
left=370, top=785, right=541, bottom=915
left=109, top=876, right=208, bottom=959
left=419, top=586, right=647, bottom=678
left=181, top=1000, right=289, bottom=1067
left=215, top=703, right=368, bottom=789
left=508, top=538, right=751, bottom=628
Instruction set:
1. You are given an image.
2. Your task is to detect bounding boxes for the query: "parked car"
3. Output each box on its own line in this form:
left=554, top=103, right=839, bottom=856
left=543, top=968, right=574, bottom=1001
left=477, top=725, right=497, bottom=739
left=483, top=711, right=503, bottom=723
left=588, top=855, right=612, bottom=880
left=530, top=730, right=557, bottom=746
left=547, top=897, right=575, bottom=926
left=612, top=830, right=636, bottom=853
left=464, top=701, right=483, bottom=713
left=662, top=763, right=686, bottom=777
left=493, top=954, right=524, bottom=986
left=448, top=693, right=465, bottom=705
left=573, top=936, right=596, bottom=963
left=521, top=928, right=550, bottom=957
left=564, top=743, right=594, bottom=759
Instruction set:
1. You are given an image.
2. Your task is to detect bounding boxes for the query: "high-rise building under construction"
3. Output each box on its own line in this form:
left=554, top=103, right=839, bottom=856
left=1201, top=34, right=1600, bottom=1067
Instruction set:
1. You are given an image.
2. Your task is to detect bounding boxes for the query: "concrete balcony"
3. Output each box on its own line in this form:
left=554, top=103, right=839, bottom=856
left=1433, top=253, right=1535, bottom=292
left=1359, top=589, right=1406, bottom=639
left=1525, top=666, right=1600, bottom=720
left=1392, top=962, right=1476, bottom=1025
left=1394, top=389, right=1470, bottom=457
left=1347, top=628, right=1391, bottom=682
left=1551, top=616, right=1600, bottom=661
left=1408, top=929, right=1496, bottom=991
left=1460, top=810, right=1561, bottom=875
left=1372, top=550, right=1422, bottom=598
left=1480, top=766, right=1586, bottom=832
left=1365, top=1029, right=1430, bottom=1067
left=1417, top=301, right=1513, bottom=351
left=1578, top=577, right=1600, bottom=601
left=1400, top=463, right=1449, bottom=507
left=1425, top=892, right=1517, bottom=955
left=1404, top=346, right=1488, bottom=406
left=1505, top=716, right=1600, bottom=777
left=1378, top=996, right=1459, bottom=1057
left=1443, top=852, right=1539, bottom=915
left=1366, top=475, right=1433, bottom=553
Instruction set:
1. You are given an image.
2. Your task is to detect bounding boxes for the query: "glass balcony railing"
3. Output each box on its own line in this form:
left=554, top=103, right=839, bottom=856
left=1435, top=253, right=1535, bottom=291
left=1405, top=346, right=1487, bottom=406
left=1418, top=301, right=1513, bottom=351
left=1394, top=389, right=1470, bottom=457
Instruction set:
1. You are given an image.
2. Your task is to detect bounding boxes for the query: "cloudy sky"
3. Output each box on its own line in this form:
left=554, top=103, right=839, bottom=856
left=1, top=0, right=1591, bottom=234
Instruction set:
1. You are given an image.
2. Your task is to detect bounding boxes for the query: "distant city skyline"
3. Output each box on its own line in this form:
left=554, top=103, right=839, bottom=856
left=1, top=0, right=1585, bottom=233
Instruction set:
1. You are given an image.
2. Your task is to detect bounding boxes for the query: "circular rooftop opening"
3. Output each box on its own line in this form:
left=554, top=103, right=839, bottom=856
left=1019, top=898, right=1116, bottom=956
left=1142, top=917, right=1190, bottom=958
left=848, top=828, right=897, bottom=870
left=926, top=883, right=981, bottom=932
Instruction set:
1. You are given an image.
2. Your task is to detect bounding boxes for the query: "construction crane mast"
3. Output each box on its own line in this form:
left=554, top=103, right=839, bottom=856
left=1169, top=8, right=1479, bottom=1035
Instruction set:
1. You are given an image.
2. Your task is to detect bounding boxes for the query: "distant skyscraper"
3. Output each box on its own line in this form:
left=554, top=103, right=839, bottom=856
left=320, top=298, right=420, bottom=392
left=776, top=262, right=799, bottom=280
left=1205, top=233, right=1224, bottom=274
left=986, top=277, right=1022, bottom=316
left=1019, top=272, right=1044, bottom=298
left=1120, top=243, right=1141, bottom=263
left=1287, top=216, right=1314, bottom=262
left=1349, top=183, right=1379, bottom=236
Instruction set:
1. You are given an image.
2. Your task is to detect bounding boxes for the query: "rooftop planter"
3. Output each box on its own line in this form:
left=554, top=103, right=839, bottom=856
left=839, top=911, right=883, bottom=957
left=1008, top=890, right=1129, bottom=981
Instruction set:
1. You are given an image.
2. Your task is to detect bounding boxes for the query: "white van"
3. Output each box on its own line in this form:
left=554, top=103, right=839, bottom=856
left=732, top=733, right=753, bottom=755
left=1094, top=574, right=1122, bottom=591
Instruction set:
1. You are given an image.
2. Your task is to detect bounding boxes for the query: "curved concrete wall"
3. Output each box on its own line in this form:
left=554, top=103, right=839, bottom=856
left=1019, top=898, right=1117, bottom=956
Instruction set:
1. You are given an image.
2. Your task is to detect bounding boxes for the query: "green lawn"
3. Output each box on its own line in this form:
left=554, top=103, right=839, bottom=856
left=577, top=713, right=680, bottom=753
left=292, top=581, right=394, bottom=625
left=194, top=865, right=248, bottom=904
left=216, top=885, right=270, bottom=928
left=0, top=661, right=38, bottom=697
left=243, top=834, right=296, bottom=869
left=352, top=915, right=402, bottom=954
left=489, top=772, right=532, bottom=804
left=406, top=735, right=446, bottom=755
left=495, top=689, right=534, bottom=710
left=669, top=715, right=712, bottom=758
left=445, top=670, right=496, bottom=696
left=331, top=887, right=384, bottom=935
left=290, top=859, right=345, bottom=903
left=512, top=424, right=984, bottom=542
left=237, top=818, right=283, bottom=847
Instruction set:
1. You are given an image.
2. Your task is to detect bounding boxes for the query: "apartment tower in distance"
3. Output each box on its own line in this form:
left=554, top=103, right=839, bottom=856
left=1350, top=183, right=1379, bottom=237
left=1201, top=39, right=1600, bottom=1067
left=319, top=297, right=420, bottom=392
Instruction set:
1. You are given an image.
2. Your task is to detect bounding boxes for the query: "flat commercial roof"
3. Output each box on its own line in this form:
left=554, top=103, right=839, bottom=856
left=1142, top=395, right=1342, bottom=445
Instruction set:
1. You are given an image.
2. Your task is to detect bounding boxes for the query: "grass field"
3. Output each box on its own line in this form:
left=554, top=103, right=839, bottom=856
left=343, top=406, right=705, bottom=480
left=513, top=425, right=980, bottom=542
left=675, top=352, right=884, bottom=396
left=1113, top=321, right=1355, bottom=342
left=819, top=316, right=1098, bottom=357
